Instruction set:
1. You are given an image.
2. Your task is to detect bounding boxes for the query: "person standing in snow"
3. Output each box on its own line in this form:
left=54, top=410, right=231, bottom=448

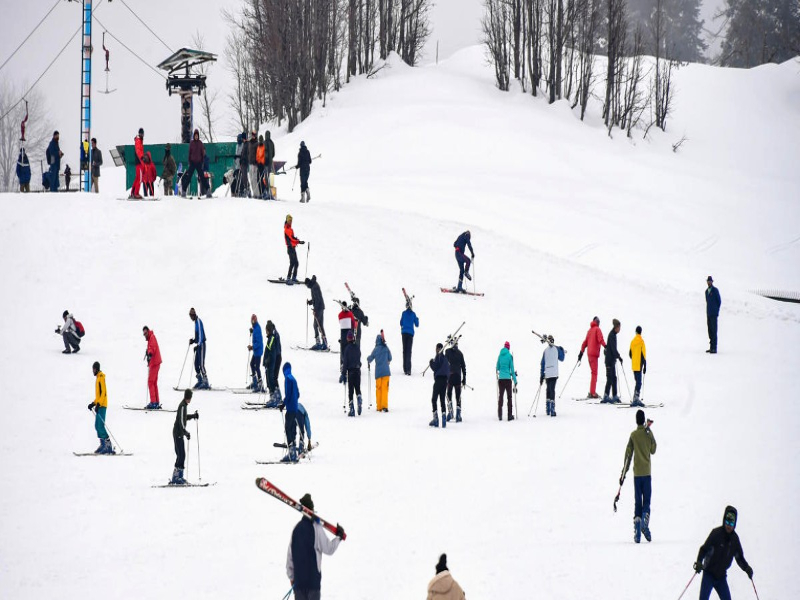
left=90, top=138, right=103, bottom=193
left=246, top=130, right=258, bottom=197
left=142, top=152, right=156, bottom=197
left=367, top=331, right=392, bottom=412
left=56, top=310, right=81, bottom=354
left=705, top=276, right=721, bottom=354
left=629, top=326, right=646, bottom=407
left=540, top=335, right=566, bottom=417
left=284, top=214, right=305, bottom=283
left=340, top=331, right=363, bottom=417
left=264, top=320, right=283, bottom=406
left=130, top=127, right=145, bottom=199
left=338, top=301, right=357, bottom=367
left=64, top=165, right=72, bottom=191
left=620, top=409, right=656, bottom=543
left=578, top=316, right=606, bottom=398
left=305, top=276, right=328, bottom=350
left=181, top=129, right=206, bottom=197
left=255, top=134, right=266, bottom=197
left=426, top=554, right=466, bottom=600
left=694, top=506, right=754, bottom=600
left=248, top=314, right=264, bottom=392
left=297, top=140, right=312, bottom=202
left=189, top=307, right=209, bottom=389
left=281, top=362, right=301, bottom=462
left=46, top=131, right=63, bottom=193
left=87, top=361, right=114, bottom=454
left=429, top=343, right=450, bottom=428
left=350, top=297, right=369, bottom=348
left=286, top=493, right=345, bottom=600
left=601, top=319, right=623, bottom=403
left=143, top=326, right=162, bottom=409
left=162, top=144, right=176, bottom=196
left=400, top=298, right=419, bottom=375
left=445, top=340, right=466, bottom=423
left=171, top=389, right=198, bottom=484
left=453, top=230, right=474, bottom=293
left=495, top=341, right=517, bottom=421
left=264, top=130, right=276, bottom=198
left=16, top=147, right=31, bottom=192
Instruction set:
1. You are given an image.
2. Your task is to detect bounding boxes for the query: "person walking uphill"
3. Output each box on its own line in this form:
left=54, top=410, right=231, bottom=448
left=143, top=326, right=162, bottom=409
left=445, top=340, right=466, bottom=422
left=305, top=276, right=328, bottom=351
left=453, top=230, right=474, bottom=293
left=189, top=308, right=209, bottom=389
left=429, top=343, right=450, bottom=428
left=88, top=361, right=114, bottom=454
left=540, top=335, right=566, bottom=417
left=620, top=409, right=656, bottom=543
left=248, top=314, right=264, bottom=392
left=46, top=131, right=63, bottom=193
left=629, top=326, right=647, bottom=407
left=16, top=147, right=31, bottom=192
left=181, top=129, right=206, bottom=197
left=400, top=298, right=419, bottom=375
left=284, top=214, right=305, bottom=283
left=705, top=276, right=721, bottom=354
left=427, top=554, right=466, bottom=600
left=601, top=319, right=623, bottom=403
left=129, top=128, right=145, bottom=199
left=171, top=389, right=198, bottom=485
left=286, top=493, right=345, bottom=600
left=281, top=362, right=301, bottom=462
left=579, top=316, right=606, bottom=398
left=297, top=140, right=312, bottom=202
left=496, top=341, right=517, bottom=421
left=340, top=332, right=363, bottom=417
left=367, top=332, right=392, bottom=412
left=694, top=506, right=754, bottom=600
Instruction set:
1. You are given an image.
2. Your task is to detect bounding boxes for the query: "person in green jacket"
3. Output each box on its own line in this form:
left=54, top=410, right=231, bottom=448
left=495, top=341, right=517, bottom=421
left=620, top=409, right=657, bottom=543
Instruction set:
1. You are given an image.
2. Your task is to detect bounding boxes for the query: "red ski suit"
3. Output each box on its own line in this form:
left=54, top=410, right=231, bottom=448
left=132, top=135, right=145, bottom=196
left=145, top=329, right=162, bottom=405
left=580, top=321, right=606, bottom=395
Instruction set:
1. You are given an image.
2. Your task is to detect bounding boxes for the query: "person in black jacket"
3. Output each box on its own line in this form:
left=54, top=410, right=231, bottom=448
left=601, top=319, right=623, bottom=403
left=171, top=389, right=198, bottom=485
left=286, top=493, right=344, bottom=600
left=305, top=276, right=327, bottom=350
left=694, top=506, right=753, bottom=600
left=264, top=320, right=283, bottom=406
left=340, top=331, right=362, bottom=417
left=350, top=298, right=369, bottom=349
left=297, top=141, right=313, bottom=203
left=705, top=276, right=721, bottom=354
left=429, top=343, right=450, bottom=428
left=445, top=342, right=466, bottom=423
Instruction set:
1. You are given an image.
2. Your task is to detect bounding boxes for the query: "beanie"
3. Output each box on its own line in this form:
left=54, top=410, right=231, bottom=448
left=504, top=341, right=510, bottom=349
left=299, top=493, right=314, bottom=512
left=184, top=389, right=193, bottom=400
left=92, top=361, right=100, bottom=371
left=612, top=318, right=621, bottom=328
left=636, top=325, right=642, bottom=334
left=63, top=310, right=69, bottom=318
left=636, top=409, right=645, bottom=425
left=138, top=127, right=144, bottom=136
left=435, top=554, right=448, bottom=574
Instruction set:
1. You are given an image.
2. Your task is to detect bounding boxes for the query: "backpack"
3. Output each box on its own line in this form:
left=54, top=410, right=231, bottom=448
left=74, top=320, right=86, bottom=337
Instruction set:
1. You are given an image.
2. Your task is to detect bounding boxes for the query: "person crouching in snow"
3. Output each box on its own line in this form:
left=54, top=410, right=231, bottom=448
left=539, top=334, right=565, bottom=417
left=171, top=389, right=198, bottom=484
left=88, top=361, right=114, bottom=454
left=426, top=554, right=466, bottom=600
left=56, top=310, right=81, bottom=354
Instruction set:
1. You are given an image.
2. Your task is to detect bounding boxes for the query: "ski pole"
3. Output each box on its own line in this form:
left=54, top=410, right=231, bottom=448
left=176, top=344, right=191, bottom=388
left=245, top=348, right=252, bottom=387
left=751, top=578, right=760, bottom=600
left=196, top=417, right=202, bottom=482
left=368, top=363, right=373, bottom=410
left=471, top=256, right=476, bottom=294
left=282, top=586, right=294, bottom=600
left=343, top=371, right=347, bottom=413
left=619, top=362, right=632, bottom=400
left=95, top=410, right=124, bottom=454
left=304, top=242, right=310, bottom=280
left=513, top=380, right=518, bottom=420
left=676, top=572, right=697, bottom=600
left=528, top=383, right=543, bottom=417
left=186, top=426, right=191, bottom=482
left=614, top=473, right=626, bottom=512
left=305, top=301, right=309, bottom=348
left=291, top=168, right=298, bottom=191
left=558, top=359, right=580, bottom=399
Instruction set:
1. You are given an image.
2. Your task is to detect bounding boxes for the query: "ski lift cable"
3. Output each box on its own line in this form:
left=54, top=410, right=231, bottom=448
left=94, top=17, right=167, bottom=81
left=0, top=0, right=62, bottom=74
left=118, top=0, right=174, bottom=54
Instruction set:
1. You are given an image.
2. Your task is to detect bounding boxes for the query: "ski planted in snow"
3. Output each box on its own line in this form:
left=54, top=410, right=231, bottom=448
left=73, top=451, right=133, bottom=457
left=441, top=287, right=485, bottom=297
left=254, top=478, right=346, bottom=540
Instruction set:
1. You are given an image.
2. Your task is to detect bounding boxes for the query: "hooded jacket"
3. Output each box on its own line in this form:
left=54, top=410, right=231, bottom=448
left=251, top=321, right=264, bottom=358
left=697, top=506, right=751, bottom=580
left=264, top=131, right=275, bottom=166
left=430, top=351, right=450, bottom=379
left=264, top=327, right=282, bottom=368
left=445, top=345, right=466, bottom=382
left=133, top=134, right=144, bottom=164
left=248, top=135, right=258, bottom=164
left=629, top=334, right=647, bottom=372
left=283, top=363, right=299, bottom=413
left=495, top=347, right=517, bottom=384
left=143, top=152, right=157, bottom=184
left=427, top=570, right=466, bottom=600
left=284, top=220, right=299, bottom=248
left=145, top=330, right=162, bottom=368
left=400, top=308, right=419, bottom=336
left=162, top=150, right=177, bottom=179
left=342, top=341, right=362, bottom=373
left=305, top=277, right=325, bottom=313
left=188, top=130, right=205, bottom=164
left=94, top=370, right=108, bottom=408
left=297, top=144, right=312, bottom=170
left=580, top=321, right=606, bottom=358
left=367, top=334, right=392, bottom=379
left=16, top=149, right=31, bottom=184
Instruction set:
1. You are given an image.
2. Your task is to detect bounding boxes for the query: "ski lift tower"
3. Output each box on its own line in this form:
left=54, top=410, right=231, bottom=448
left=157, top=49, right=217, bottom=143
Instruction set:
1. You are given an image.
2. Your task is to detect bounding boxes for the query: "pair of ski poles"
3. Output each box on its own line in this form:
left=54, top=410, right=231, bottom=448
left=676, top=572, right=760, bottom=600
left=90, top=408, right=125, bottom=454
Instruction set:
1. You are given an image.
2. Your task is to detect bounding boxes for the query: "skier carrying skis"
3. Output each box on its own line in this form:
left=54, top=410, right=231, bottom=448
left=601, top=319, right=623, bottom=403
left=426, top=554, right=466, bottom=600
left=705, top=276, right=721, bottom=354
left=350, top=297, right=369, bottom=348
left=281, top=362, right=301, bottom=462
left=629, top=326, right=646, bottom=407
left=188, top=307, right=209, bottom=390
left=248, top=314, right=264, bottom=392
left=429, top=343, right=450, bottom=428
left=620, top=409, right=656, bottom=543
left=88, top=361, right=114, bottom=454
left=130, top=128, right=144, bottom=199
left=286, top=493, right=345, bottom=600
left=171, top=389, right=198, bottom=485
left=367, top=331, right=392, bottom=412
left=56, top=309, right=81, bottom=354
left=453, top=230, right=474, bottom=293
left=264, top=320, right=283, bottom=406
left=284, top=214, right=305, bottom=284
left=578, top=316, right=606, bottom=399
left=540, top=335, right=566, bottom=417
left=445, top=340, right=466, bottom=422
left=400, top=297, right=419, bottom=375
left=340, top=331, right=363, bottom=416
left=338, top=301, right=357, bottom=365
left=495, top=341, right=517, bottom=421
left=694, top=506, right=754, bottom=600
left=305, top=276, right=327, bottom=350
left=297, top=140, right=312, bottom=203
left=143, top=326, right=162, bottom=409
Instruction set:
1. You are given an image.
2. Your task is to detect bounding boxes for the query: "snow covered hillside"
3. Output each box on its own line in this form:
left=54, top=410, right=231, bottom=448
left=1, top=48, right=798, bottom=600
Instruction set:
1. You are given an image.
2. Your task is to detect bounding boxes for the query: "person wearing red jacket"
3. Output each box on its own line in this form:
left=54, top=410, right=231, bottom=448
left=143, top=326, right=163, bottom=409
left=181, top=129, right=206, bottom=197
left=338, top=301, right=357, bottom=370
left=578, top=316, right=606, bottom=398
left=142, top=151, right=157, bottom=197
left=129, top=128, right=145, bottom=199
left=283, top=214, right=305, bottom=284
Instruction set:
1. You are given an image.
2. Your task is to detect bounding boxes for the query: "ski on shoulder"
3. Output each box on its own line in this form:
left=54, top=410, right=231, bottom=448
left=254, top=478, right=345, bottom=540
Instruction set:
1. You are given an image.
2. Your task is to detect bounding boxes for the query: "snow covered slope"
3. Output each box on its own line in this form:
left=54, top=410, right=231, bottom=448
left=0, top=48, right=798, bottom=600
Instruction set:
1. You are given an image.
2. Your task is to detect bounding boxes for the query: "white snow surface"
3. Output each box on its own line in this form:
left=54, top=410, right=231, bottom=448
left=1, top=48, right=799, bottom=599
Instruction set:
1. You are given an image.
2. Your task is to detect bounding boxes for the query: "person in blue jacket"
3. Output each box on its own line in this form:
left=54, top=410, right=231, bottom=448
left=400, top=299, right=419, bottom=375
left=248, top=314, right=264, bottom=392
left=45, top=131, right=63, bottom=193
left=539, top=334, right=566, bottom=417
left=295, top=402, right=313, bottom=455
left=705, top=276, right=721, bottom=354
left=453, top=230, right=475, bottom=293
left=16, top=148, right=31, bottom=192
left=189, top=307, right=209, bottom=389
left=264, top=320, right=283, bottom=406
left=367, top=331, right=393, bottom=412
left=429, top=343, right=450, bottom=428
left=281, top=362, right=301, bottom=462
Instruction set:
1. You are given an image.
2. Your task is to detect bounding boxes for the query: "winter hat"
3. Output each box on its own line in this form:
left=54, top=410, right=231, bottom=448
left=299, top=493, right=314, bottom=511
left=592, top=316, right=600, bottom=324
left=266, top=320, right=275, bottom=333
left=184, top=389, right=193, bottom=400
left=304, top=278, right=313, bottom=287
left=300, top=141, right=306, bottom=148
left=612, top=318, right=621, bottom=328
left=138, top=128, right=144, bottom=136
left=435, top=554, right=448, bottom=574
left=251, top=313, right=257, bottom=322
left=62, top=310, right=69, bottom=318
left=636, top=325, right=642, bottom=334
left=436, top=342, right=443, bottom=351
left=92, top=361, right=100, bottom=372
left=504, top=341, right=510, bottom=349
left=286, top=214, right=293, bottom=222
left=707, top=276, right=713, bottom=282
left=723, top=505, right=737, bottom=529
left=636, top=409, right=645, bottom=425
left=165, top=143, right=171, bottom=151
left=53, top=130, right=59, bottom=136
left=347, top=331, right=354, bottom=342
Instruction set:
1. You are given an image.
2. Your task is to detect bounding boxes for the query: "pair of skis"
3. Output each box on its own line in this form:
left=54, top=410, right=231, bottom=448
left=255, top=442, right=319, bottom=464
left=254, top=478, right=346, bottom=540
left=423, top=321, right=465, bottom=376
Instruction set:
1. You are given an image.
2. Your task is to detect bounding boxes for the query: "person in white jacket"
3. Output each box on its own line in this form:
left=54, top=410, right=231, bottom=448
left=539, top=334, right=565, bottom=417
left=56, top=310, right=81, bottom=354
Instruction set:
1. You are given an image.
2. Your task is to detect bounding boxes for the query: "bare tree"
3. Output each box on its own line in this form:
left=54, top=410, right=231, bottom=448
left=0, top=81, right=53, bottom=192
left=649, top=0, right=676, bottom=132
left=191, top=32, right=221, bottom=142
left=483, top=0, right=512, bottom=91
left=573, top=0, right=599, bottom=120
left=603, top=0, right=627, bottom=129
left=621, top=23, right=649, bottom=137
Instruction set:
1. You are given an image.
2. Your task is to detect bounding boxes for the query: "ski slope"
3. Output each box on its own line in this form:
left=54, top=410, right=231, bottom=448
left=0, top=48, right=798, bottom=600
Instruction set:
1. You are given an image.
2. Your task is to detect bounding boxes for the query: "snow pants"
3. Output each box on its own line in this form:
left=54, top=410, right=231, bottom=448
left=497, top=379, right=513, bottom=419
left=182, top=161, right=206, bottom=195
left=401, top=333, right=414, bottom=375
left=432, top=376, right=447, bottom=414
left=287, top=245, right=299, bottom=280
left=455, top=251, right=471, bottom=286
left=707, top=315, right=718, bottom=352
left=49, top=163, right=60, bottom=192
left=446, top=373, right=462, bottom=411
left=300, top=167, right=310, bottom=192
left=94, top=406, right=108, bottom=439
left=284, top=411, right=297, bottom=447
left=294, top=590, right=321, bottom=600
left=347, top=369, right=362, bottom=402
left=633, top=371, right=642, bottom=398
left=266, top=354, right=282, bottom=394
left=250, top=353, right=262, bottom=385
left=173, top=433, right=186, bottom=469
left=132, top=162, right=145, bottom=196
left=604, top=363, right=618, bottom=397
left=698, top=573, right=732, bottom=600
left=148, top=363, right=160, bottom=405
left=248, top=164, right=259, bottom=198
left=633, top=475, right=651, bottom=520
left=63, top=330, right=80, bottom=352
left=375, top=376, right=389, bottom=411
left=546, top=377, right=557, bottom=401
left=313, top=309, right=326, bottom=344
left=588, top=354, right=600, bottom=395
left=194, top=343, right=207, bottom=381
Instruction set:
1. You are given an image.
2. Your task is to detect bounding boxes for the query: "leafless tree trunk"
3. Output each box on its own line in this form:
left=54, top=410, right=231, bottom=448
left=483, top=0, right=512, bottom=91
left=0, top=81, right=52, bottom=192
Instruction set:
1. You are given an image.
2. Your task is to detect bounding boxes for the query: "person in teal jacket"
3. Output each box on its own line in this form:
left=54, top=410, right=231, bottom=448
left=495, top=342, right=517, bottom=421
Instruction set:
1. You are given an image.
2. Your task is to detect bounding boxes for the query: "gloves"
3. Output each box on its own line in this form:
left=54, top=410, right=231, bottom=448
left=745, top=566, right=753, bottom=579
left=694, top=562, right=702, bottom=574
left=339, top=373, right=346, bottom=384
left=189, top=338, right=195, bottom=344
left=619, top=476, right=624, bottom=486
left=307, top=299, right=313, bottom=305
left=618, top=357, right=623, bottom=365
left=578, top=351, right=583, bottom=363
left=462, top=378, right=466, bottom=386
left=87, top=402, right=96, bottom=412
left=540, top=376, right=544, bottom=385
left=248, top=345, right=253, bottom=351
left=429, top=359, right=435, bottom=369
left=279, top=403, right=284, bottom=413
left=642, top=361, right=647, bottom=375
left=307, top=441, right=312, bottom=453
left=513, top=386, right=517, bottom=394
left=335, top=524, right=345, bottom=539
left=185, top=431, right=191, bottom=440
left=249, top=327, right=253, bottom=334
left=55, top=327, right=61, bottom=334
left=298, top=240, right=305, bottom=245
left=193, top=411, right=199, bottom=420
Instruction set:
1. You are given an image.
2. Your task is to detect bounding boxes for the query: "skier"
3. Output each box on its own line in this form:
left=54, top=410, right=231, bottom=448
left=629, top=326, right=647, bottom=407
left=338, top=301, right=357, bottom=366
left=286, top=493, right=345, bottom=600
left=264, top=320, right=283, bottom=406
left=426, top=554, right=466, bottom=600
left=429, top=343, right=450, bottom=428
left=255, top=135, right=266, bottom=197
left=283, top=214, right=305, bottom=283
left=87, top=361, right=114, bottom=454
left=540, top=335, right=566, bottom=417
left=130, top=127, right=144, bottom=199
left=248, top=314, right=264, bottom=392
left=620, top=409, right=656, bottom=543
left=400, top=297, right=419, bottom=375
left=236, top=132, right=248, bottom=197
left=601, top=319, right=623, bottom=403
left=181, top=129, right=206, bottom=197
left=142, top=152, right=156, bottom=197
left=694, top=506, right=754, bottom=600
left=297, top=140, right=312, bottom=202
left=171, top=389, right=198, bottom=484
left=264, top=130, right=276, bottom=198
left=162, top=144, right=176, bottom=196
left=340, top=331, right=363, bottom=417
left=578, top=316, right=606, bottom=399
left=495, top=341, right=517, bottom=421
left=143, top=326, right=162, bottom=409
left=16, top=147, right=31, bottom=192
left=350, top=297, right=369, bottom=348
left=188, top=307, right=209, bottom=389
left=45, top=131, right=63, bottom=193
left=296, top=403, right=313, bottom=455
left=445, top=339, right=466, bottom=422
left=453, top=230, right=474, bottom=293
left=56, top=309, right=81, bottom=354
left=305, top=276, right=328, bottom=350
left=367, top=331, right=392, bottom=413
left=705, top=276, right=721, bottom=354
left=281, top=362, right=301, bottom=462
left=90, top=138, right=102, bottom=193
left=247, top=130, right=258, bottom=197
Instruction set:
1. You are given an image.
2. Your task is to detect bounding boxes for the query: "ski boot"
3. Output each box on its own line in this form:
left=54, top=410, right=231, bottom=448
left=348, top=402, right=355, bottom=417
left=62, top=349, right=72, bottom=354
left=630, top=398, right=645, bottom=407
left=320, top=340, right=328, bottom=351
left=286, top=278, right=294, bottom=286
left=550, top=403, right=557, bottom=417
left=94, top=439, right=104, bottom=454
left=633, top=516, right=642, bottom=543
left=357, top=395, right=363, bottom=415
left=611, top=396, right=621, bottom=404
left=642, top=512, right=651, bottom=542
left=306, top=188, right=311, bottom=202
left=193, top=376, right=204, bottom=390
left=456, top=407, right=462, bottom=423
left=589, top=392, right=600, bottom=399
left=600, top=395, right=612, bottom=403
left=446, top=401, right=454, bottom=422
left=310, top=341, right=321, bottom=351
left=464, top=271, right=472, bottom=281
left=281, top=444, right=298, bottom=463
left=145, top=402, right=161, bottom=410
left=300, top=191, right=307, bottom=203
left=441, top=413, right=447, bottom=428
left=104, top=438, right=116, bottom=454
left=429, top=411, right=439, bottom=428
left=508, top=413, right=515, bottom=422
left=546, top=401, right=552, bottom=416
left=171, top=468, right=187, bottom=485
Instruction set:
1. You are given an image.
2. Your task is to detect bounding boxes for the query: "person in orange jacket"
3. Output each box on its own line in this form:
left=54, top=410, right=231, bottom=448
left=284, top=214, right=305, bottom=284
left=142, top=152, right=157, bottom=197
left=578, top=316, right=606, bottom=398
left=143, top=326, right=162, bottom=409
left=130, top=127, right=145, bottom=199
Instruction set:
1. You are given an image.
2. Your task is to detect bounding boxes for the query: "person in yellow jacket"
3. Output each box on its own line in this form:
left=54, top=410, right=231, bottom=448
left=87, top=361, right=114, bottom=454
left=629, top=326, right=647, bottom=407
